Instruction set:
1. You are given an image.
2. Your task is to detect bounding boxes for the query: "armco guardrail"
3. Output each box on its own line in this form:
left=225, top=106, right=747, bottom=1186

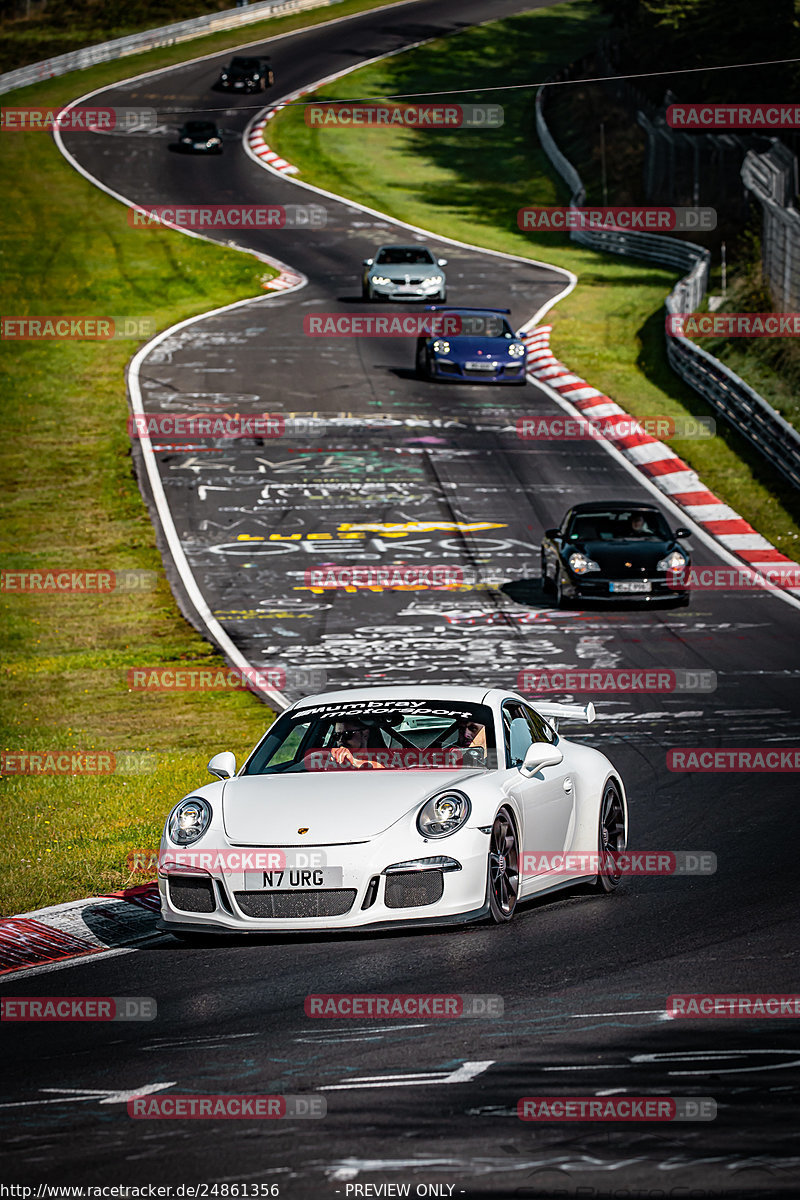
left=0, top=0, right=344, bottom=97
left=535, top=83, right=800, bottom=491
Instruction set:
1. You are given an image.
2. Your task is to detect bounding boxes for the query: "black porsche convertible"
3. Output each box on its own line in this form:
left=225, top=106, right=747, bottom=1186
left=540, top=501, right=692, bottom=606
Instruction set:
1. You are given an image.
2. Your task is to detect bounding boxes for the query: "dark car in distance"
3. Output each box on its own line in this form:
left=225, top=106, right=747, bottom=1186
left=540, top=501, right=692, bottom=606
left=176, top=120, right=223, bottom=154
left=216, top=56, right=274, bottom=92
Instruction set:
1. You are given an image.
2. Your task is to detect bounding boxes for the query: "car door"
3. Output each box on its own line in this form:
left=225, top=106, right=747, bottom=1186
left=501, top=701, right=575, bottom=890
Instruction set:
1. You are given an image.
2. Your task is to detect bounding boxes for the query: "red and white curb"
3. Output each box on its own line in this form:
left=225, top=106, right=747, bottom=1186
left=0, top=884, right=160, bottom=978
left=523, top=326, right=800, bottom=588
left=247, top=94, right=306, bottom=175
left=262, top=262, right=304, bottom=291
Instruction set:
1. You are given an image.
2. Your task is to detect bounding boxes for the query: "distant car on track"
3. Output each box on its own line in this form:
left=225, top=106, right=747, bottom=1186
left=176, top=120, right=223, bottom=154
left=216, top=56, right=274, bottom=92
left=362, top=244, right=447, bottom=302
left=415, top=306, right=527, bottom=384
left=158, top=686, right=628, bottom=937
left=540, top=501, right=692, bottom=606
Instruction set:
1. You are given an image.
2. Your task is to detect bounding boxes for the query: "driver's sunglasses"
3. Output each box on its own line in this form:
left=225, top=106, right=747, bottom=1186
left=334, top=728, right=362, bottom=742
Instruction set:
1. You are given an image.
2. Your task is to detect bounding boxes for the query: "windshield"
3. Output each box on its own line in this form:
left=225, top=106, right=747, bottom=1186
left=446, top=313, right=515, bottom=338
left=185, top=122, right=216, bottom=135
left=376, top=248, right=436, bottom=265
left=242, top=699, right=497, bottom=774
left=231, top=58, right=259, bottom=69
left=566, top=509, right=672, bottom=543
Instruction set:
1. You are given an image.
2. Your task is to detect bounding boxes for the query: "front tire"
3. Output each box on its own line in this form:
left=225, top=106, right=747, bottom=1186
left=541, top=551, right=553, bottom=593
left=488, top=807, right=520, bottom=922
left=591, top=780, right=628, bottom=893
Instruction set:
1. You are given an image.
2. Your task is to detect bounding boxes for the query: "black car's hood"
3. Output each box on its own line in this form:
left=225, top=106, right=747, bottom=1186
left=567, top=539, right=679, bottom=575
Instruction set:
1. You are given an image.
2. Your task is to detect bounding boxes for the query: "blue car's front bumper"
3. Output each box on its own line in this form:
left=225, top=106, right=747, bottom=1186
left=430, top=357, right=526, bottom=383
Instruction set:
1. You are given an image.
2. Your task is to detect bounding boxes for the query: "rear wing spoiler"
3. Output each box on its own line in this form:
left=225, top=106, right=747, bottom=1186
left=535, top=702, right=596, bottom=731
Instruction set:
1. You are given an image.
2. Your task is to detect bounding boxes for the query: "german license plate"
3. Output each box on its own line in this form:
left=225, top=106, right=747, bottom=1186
left=466, top=361, right=497, bottom=371
left=244, top=867, right=343, bottom=890
left=610, top=580, right=652, bottom=593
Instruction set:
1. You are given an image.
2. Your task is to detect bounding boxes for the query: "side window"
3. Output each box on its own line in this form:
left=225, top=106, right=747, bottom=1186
left=522, top=704, right=557, bottom=745
left=502, top=702, right=533, bottom=767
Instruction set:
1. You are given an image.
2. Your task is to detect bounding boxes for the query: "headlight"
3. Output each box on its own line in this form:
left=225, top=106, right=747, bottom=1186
left=568, top=551, right=601, bottom=575
left=657, top=550, right=688, bottom=572
left=168, top=798, right=212, bottom=845
left=417, top=790, right=471, bottom=839
left=371, top=276, right=392, bottom=286
left=432, top=339, right=450, bottom=354
left=207, top=138, right=221, bottom=146
left=425, top=275, right=444, bottom=286
left=508, top=342, right=526, bottom=358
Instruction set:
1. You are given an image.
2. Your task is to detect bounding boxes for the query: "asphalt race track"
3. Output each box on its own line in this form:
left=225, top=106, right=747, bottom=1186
left=2, top=0, right=800, bottom=1195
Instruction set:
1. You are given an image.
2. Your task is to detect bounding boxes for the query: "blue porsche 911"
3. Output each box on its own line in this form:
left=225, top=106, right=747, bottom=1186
left=415, top=306, right=528, bottom=385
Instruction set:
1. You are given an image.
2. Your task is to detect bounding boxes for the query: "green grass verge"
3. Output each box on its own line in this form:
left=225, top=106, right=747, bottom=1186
left=268, top=0, right=800, bottom=556
left=0, top=0, right=413, bottom=917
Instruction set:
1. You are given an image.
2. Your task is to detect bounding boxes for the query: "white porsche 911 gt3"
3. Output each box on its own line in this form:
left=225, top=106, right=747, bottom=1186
left=157, top=686, right=628, bottom=937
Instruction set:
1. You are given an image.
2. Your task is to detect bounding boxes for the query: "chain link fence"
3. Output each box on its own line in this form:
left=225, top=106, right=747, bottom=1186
left=535, top=83, right=800, bottom=491
left=742, top=140, right=800, bottom=313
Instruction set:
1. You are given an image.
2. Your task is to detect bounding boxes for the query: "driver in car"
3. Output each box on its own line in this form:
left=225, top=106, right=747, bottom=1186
left=329, top=718, right=386, bottom=769
left=628, top=513, right=652, bottom=536
left=454, top=718, right=486, bottom=749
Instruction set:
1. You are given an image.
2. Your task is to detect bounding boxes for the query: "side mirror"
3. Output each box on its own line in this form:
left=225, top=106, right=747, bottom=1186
left=208, top=751, right=236, bottom=780
left=519, top=742, right=564, bottom=778
left=674, top=527, right=691, bottom=539
left=544, top=528, right=560, bottom=540
left=437, top=258, right=448, bottom=266
left=363, top=258, right=373, bottom=267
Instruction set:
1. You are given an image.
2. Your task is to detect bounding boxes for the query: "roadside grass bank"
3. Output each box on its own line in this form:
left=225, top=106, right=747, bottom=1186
left=268, top=0, right=800, bottom=556
left=0, top=0, right=410, bottom=77
left=0, top=0, right=414, bottom=915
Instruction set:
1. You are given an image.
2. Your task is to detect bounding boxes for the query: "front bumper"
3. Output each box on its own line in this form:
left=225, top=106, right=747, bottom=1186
left=431, top=358, right=526, bottom=383
left=158, top=832, right=490, bottom=933
left=369, top=282, right=443, bottom=300
left=564, top=573, right=689, bottom=601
